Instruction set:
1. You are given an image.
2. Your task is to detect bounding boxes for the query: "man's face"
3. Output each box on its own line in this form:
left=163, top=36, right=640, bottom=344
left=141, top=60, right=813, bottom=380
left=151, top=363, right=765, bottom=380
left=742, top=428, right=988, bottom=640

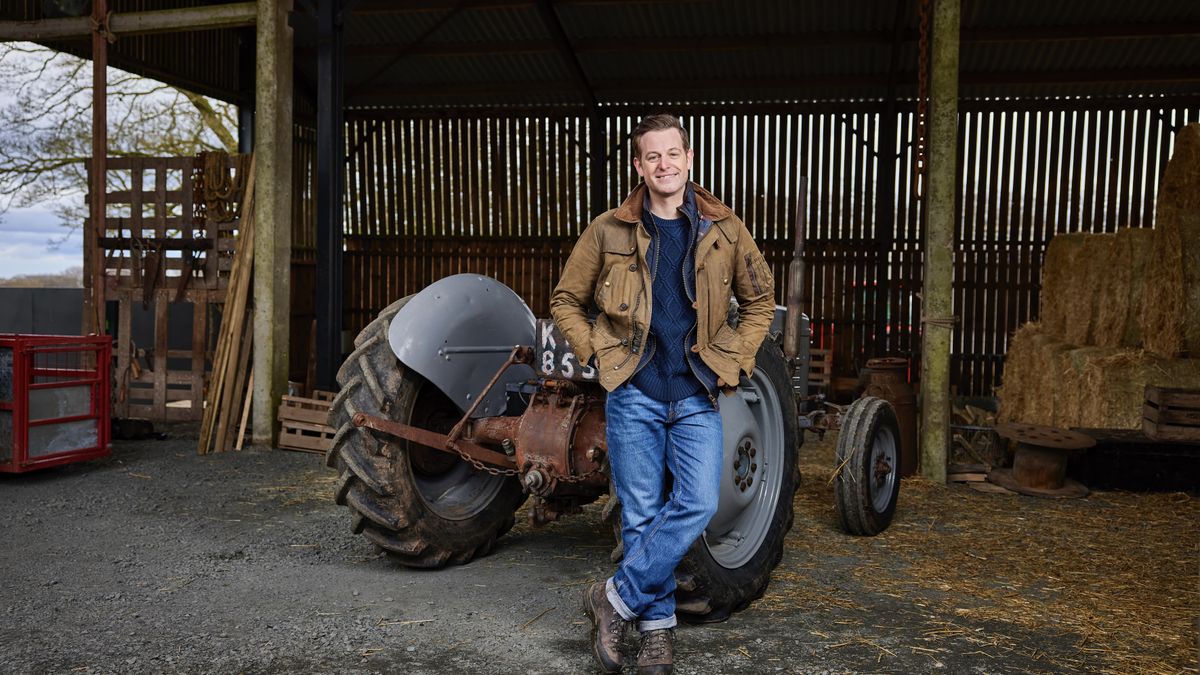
left=633, top=128, right=693, bottom=202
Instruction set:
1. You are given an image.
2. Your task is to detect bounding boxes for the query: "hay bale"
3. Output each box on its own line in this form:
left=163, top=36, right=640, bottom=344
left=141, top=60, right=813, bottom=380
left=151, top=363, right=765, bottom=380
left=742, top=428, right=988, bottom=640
left=1077, top=352, right=1200, bottom=430
left=1039, top=233, right=1089, bottom=340
left=1056, top=346, right=1121, bottom=428
left=1093, top=227, right=1155, bottom=348
left=997, top=322, right=1040, bottom=424
left=997, top=322, right=1077, bottom=426
left=1034, top=344, right=1072, bottom=427
left=1141, top=123, right=1200, bottom=357
left=1062, top=234, right=1116, bottom=346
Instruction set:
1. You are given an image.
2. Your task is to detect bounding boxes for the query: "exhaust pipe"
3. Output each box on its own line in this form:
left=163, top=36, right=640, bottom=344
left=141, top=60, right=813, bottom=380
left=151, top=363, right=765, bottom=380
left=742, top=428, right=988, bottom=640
left=783, top=177, right=808, bottom=362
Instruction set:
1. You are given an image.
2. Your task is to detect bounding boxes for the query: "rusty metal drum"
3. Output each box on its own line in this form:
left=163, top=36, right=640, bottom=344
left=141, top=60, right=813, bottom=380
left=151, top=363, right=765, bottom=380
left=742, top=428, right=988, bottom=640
left=860, top=357, right=917, bottom=477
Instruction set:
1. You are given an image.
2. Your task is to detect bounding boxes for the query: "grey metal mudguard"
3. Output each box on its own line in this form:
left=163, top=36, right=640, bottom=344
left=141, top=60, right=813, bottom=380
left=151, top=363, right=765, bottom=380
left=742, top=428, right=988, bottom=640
left=387, top=274, right=537, bottom=418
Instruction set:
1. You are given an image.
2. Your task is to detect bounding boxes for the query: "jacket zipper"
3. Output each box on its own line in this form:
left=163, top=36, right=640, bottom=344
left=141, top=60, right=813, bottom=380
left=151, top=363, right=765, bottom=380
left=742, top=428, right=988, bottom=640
left=684, top=217, right=715, bottom=403
left=683, top=326, right=716, bottom=402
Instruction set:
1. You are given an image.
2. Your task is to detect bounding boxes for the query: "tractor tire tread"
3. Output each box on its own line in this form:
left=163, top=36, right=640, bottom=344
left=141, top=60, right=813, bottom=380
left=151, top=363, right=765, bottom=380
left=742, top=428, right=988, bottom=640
left=328, top=296, right=524, bottom=569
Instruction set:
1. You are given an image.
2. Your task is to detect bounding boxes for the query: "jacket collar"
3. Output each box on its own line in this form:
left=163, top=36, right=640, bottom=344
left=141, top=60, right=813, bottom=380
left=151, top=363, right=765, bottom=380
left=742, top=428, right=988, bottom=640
left=613, top=182, right=735, bottom=239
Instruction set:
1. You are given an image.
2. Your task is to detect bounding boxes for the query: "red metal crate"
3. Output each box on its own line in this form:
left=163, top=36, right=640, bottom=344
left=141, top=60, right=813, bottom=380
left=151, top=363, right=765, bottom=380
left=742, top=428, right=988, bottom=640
left=0, top=334, right=112, bottom=473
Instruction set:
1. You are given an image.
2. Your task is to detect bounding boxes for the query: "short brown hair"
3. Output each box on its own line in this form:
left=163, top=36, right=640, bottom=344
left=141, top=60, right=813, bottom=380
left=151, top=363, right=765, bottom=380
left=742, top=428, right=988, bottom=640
left=631, top=114, right=690, bottom=159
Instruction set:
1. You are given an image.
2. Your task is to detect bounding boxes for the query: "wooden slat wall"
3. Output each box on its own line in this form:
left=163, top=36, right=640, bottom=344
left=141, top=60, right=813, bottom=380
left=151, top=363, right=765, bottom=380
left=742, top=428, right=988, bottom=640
left=340, top=115, right=589, bottom=331
left=333, top=98, right=1198, bottom=396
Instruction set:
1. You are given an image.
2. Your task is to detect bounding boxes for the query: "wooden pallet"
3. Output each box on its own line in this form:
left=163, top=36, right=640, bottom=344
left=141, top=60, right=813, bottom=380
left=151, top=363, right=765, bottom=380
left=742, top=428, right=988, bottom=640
left=277, top=390, right=336, bottom=454
left=808, top=348, right=833, bottom=392
left=1143, top=386, right=1200, bottom=443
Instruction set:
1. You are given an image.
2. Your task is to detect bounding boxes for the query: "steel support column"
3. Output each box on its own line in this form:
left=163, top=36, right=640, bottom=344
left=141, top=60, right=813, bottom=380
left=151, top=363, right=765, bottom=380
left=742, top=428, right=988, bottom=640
left=251, top=0, right=294, bottom=446
left=589, top=111, right=607, bottom=216
left=237, top=27, right=255, bottom=153
left=315, top=1, right=345, bottom=391
left=919, top=0, right=959, bottom=483
left=874, top=0, right=908, bottom=358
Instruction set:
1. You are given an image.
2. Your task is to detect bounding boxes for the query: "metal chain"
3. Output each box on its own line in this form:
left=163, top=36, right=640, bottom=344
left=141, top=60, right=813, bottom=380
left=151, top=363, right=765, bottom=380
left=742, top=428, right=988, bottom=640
left=914, top=0, right=931, bottom=200
left=443, top=443, right=606, bottom=484
left=445, top=442, right=520, bottom=478
left=550, top=465, right=606, bottom=484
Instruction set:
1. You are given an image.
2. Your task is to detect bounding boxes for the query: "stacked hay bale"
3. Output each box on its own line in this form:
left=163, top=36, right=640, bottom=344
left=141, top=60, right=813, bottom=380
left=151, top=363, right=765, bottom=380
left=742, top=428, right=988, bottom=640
left=1141, top=123, right=1200, bottom=356
left=997, top=124, right=1200, bottom=430
left=1094, top=228, right=1155, bottom=348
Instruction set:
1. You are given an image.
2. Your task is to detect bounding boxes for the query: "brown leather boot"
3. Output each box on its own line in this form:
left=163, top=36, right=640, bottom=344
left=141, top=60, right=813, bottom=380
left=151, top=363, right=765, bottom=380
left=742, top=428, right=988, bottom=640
left=583, top=581, right=627, bottom=673
left=636, top=629, right=674, bottom=674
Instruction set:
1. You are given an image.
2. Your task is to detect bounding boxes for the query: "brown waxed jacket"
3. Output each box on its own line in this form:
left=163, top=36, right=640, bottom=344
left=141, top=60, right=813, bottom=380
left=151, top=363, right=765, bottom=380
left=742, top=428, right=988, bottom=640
left=550, top=182, right=776, bottom=393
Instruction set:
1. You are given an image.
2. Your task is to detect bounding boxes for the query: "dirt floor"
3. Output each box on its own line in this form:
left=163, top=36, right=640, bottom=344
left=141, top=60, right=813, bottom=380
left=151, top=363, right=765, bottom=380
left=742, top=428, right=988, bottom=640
left=1, top=426, right=1196, bottom=674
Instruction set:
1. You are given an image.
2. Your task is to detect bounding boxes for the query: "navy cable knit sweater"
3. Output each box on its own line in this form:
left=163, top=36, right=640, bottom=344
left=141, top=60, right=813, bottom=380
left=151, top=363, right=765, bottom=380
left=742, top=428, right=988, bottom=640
left=630, top=212, right=711, bottom=402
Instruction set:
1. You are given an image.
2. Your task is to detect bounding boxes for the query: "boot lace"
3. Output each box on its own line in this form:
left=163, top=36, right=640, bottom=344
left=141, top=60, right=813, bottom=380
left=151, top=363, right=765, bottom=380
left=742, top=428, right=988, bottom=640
left=604, top=612, right=627, bottom=648
left=641, top=629, right=672, bottom=660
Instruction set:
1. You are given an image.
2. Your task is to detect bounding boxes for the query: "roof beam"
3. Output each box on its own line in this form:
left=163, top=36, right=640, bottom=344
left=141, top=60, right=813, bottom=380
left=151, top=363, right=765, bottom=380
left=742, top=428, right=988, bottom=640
left=962, top=67, right=1200, bottom=86
left=328, top=22, right=1200, bottom=60
left=0, top=3, right=256, bottom=41
left=349, top=67, right=1200, bottom=99
left=348, top=75, right=892, bottom=99
left=964, top=22, right=1200, bottom=43
left=349, top=0, right=712, bottom=14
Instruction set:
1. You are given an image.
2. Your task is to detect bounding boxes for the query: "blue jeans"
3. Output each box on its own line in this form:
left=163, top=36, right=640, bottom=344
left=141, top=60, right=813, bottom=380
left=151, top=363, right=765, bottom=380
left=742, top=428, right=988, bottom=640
left=604, top=383, right=723, bottom=632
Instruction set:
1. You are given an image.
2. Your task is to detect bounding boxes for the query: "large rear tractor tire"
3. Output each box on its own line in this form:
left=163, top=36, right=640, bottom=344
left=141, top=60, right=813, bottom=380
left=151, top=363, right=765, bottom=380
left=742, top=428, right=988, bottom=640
left=325, top=297, right=527, bottom=568
left=834, top=396, right=901, bottom=536
left=608, top=340, right=800, bottom=623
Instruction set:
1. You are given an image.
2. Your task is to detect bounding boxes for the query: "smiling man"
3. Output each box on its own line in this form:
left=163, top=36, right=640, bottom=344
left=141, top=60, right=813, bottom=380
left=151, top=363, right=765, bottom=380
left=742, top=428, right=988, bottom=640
left=550, top=114, right=775, bottom=674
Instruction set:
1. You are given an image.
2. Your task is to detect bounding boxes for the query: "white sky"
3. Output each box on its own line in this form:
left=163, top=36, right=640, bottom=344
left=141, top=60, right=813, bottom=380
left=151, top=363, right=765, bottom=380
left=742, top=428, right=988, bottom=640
left=0, top=207, right=81, bottom=277
left=0, top=44, right=82, bottom=278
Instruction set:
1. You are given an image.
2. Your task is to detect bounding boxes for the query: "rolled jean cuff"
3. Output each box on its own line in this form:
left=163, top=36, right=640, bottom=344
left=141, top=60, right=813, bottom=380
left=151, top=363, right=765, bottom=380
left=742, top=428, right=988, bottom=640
left=605, top=577, right=637, bottom=622
left=637, top=616, right=677, bottom=633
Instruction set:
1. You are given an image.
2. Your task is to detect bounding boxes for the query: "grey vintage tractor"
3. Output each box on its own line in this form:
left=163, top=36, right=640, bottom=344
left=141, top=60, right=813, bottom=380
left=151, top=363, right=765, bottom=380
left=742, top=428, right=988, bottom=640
left=325, top=271, right=901, bottom=623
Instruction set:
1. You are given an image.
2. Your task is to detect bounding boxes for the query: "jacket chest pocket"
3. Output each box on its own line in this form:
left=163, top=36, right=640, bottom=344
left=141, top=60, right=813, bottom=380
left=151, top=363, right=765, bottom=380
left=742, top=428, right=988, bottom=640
left=699, top=256, right=733, bottom=335
left=594, top=245, right=639, bottom=317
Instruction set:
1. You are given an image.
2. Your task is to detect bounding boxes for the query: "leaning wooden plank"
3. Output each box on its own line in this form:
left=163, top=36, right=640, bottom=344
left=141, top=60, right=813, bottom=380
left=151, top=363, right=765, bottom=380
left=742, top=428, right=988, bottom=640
left=213, top=202, right=255, bottom=451
left=217, top=318, right=254, bottom=452
left=235, top=370, right=254, bottom=451
left=198, top=155, right=255, bottom=454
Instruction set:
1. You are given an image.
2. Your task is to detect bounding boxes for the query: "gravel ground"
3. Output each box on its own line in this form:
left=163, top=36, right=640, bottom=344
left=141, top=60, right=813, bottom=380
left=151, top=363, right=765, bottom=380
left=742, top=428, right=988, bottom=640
left=1, top=426, right=1192, bottom=674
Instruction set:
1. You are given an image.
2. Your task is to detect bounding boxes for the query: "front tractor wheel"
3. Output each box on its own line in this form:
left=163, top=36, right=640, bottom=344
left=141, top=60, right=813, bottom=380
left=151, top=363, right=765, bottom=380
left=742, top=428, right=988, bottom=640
left=676, top=340, right=801, bottom=622
left=325, top=297, right=526, bottom=568
left=609, top=340, right=801, bottom=623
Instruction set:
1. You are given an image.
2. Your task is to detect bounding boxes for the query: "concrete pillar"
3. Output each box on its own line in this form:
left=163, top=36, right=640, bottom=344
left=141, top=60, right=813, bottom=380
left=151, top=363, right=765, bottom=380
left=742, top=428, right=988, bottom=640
left=919, top=0, right=959, bottom=483
left=251, top=0, right=293, bottom=446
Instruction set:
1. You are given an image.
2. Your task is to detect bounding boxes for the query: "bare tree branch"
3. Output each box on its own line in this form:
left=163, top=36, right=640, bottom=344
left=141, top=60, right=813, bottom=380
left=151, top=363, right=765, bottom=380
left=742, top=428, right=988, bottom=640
left=183, top=90, right=238, bottom=153
left=0, top=41, right=239, bottom=252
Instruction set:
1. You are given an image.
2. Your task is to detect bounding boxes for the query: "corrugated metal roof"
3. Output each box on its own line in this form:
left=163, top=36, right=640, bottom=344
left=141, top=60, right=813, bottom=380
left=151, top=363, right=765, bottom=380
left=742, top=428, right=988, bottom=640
left=0, top=0, right=244, bottom=104
left=1, top=0, right=1197, bottom=110
left=333, top=0, right=1200, bottom=110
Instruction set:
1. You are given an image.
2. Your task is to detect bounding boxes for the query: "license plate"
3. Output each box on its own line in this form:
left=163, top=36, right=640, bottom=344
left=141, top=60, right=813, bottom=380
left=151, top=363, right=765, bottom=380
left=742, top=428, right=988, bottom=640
left=536, top=319, right=599, bottom=382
